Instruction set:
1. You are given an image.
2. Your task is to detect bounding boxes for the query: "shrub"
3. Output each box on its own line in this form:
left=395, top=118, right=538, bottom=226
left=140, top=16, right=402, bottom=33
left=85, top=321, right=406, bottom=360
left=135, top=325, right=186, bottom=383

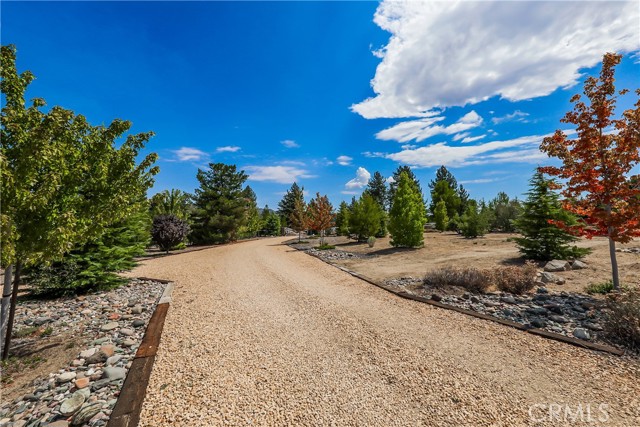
left=423, top=267, right=492, bottom=294
left=152, top=214, right=190, bottom=252
left=585, top=280, right=616, bottom=295
left=602, top=289, right=640, bottom=352
left=424, top=263, right=538, bottom=295
left=367, top=236, right=376, bottom=248
left=316, top=244, right=335, bottom=250
left=492, top=262, right=538, bottom=294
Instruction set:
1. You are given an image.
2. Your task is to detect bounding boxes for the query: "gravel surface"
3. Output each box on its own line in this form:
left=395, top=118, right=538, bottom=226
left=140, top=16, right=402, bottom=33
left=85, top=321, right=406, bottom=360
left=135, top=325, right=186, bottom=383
left=127, top=237, right=640, bottom=426
left=0, top=279, right=166, bottom=427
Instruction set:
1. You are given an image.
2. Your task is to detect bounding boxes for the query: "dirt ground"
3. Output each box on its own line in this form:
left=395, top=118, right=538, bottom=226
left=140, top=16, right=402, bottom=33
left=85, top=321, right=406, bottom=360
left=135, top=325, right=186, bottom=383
left=317, top=232, right=640, bottom=295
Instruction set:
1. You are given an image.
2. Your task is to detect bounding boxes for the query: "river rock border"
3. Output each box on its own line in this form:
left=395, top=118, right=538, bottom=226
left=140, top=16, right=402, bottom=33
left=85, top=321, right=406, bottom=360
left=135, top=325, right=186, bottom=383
left=293, top=245, right=625, bottom=357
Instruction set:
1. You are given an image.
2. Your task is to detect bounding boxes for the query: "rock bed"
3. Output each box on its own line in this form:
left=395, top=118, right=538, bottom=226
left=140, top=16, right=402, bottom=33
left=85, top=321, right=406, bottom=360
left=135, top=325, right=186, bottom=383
left=306, top=248, right=368, bottom=261
left=385, top=277, right=609, bottom=344
left=1, top=278, right=166, bottom=427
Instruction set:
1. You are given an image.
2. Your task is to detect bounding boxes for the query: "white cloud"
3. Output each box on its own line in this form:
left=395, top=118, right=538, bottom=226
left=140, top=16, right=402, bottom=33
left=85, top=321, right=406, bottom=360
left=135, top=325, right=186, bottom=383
left=337, top=155, right=353, bottom=166
left=459, top=178, right=500, bottom=185
left=376, top=111, right=483, bottom=143
left=245, top=166, right=314, bottom=184
left=173, top=147, right=207, bottom=162
left=385, top=133, right=553, bottom=168
left=345, top=167, right=371, bottom=189
left=362, top=151, right=386, bottom=158
left=341, top=190, right=361, bottom=195
left=216, top=145, right=241, bottom=153
left=386, top=176, right=396, bottom=184
left=452, top=132, right=470, bottom=142
left=352, top=0, right=640, bottom=119
left=491, top=110, right=530, bottom=125
left=461, top=134, right=486, bottom=144
left=281, top=139, right=299, bottom=148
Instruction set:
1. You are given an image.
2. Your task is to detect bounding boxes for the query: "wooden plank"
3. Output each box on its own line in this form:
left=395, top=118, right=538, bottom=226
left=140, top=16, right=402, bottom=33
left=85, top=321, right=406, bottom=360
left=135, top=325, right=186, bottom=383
left=135, top=303, right=169, bottom=359
left=107, top=355, right=156, bottom=427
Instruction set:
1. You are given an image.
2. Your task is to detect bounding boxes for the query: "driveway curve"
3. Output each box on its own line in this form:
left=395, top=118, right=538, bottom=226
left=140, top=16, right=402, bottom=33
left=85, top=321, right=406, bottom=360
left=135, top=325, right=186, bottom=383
left=128, top=237, right=639, bottom=426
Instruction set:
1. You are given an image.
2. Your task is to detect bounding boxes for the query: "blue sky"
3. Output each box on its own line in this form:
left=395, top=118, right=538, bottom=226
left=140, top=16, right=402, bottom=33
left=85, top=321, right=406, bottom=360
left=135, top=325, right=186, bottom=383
left=3, top=1, right=639, bottom=209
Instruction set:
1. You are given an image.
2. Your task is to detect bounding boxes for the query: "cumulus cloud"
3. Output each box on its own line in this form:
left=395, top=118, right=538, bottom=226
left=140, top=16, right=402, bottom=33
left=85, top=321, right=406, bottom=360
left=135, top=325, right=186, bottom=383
left=337, top=155, right=353, bottom=166
left=216, top=145, right=241, bottom=153
left=245, top=166, right=314, bottom=184
left=376, top=111, right=482, bottom=143
left=352, top=0, right=639, bottom=119
left=385, top=133, right=554, bottom=168
left=173, top=147, right=207, bottom=162
left=345, top=167, right=371, bottom=189
left=492, top=110, right=529, bottom=125
left=281, top=139, right=300, bottom=148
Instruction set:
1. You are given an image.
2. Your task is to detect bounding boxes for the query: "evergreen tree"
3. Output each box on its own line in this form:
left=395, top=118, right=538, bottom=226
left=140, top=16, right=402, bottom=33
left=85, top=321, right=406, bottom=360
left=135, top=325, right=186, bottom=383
left=389, top=165, right=422, bottom=204
left=429, top=165, right=458, bottom=192
left=190, top=163, right=249, bottom=244
left=28, top=199, right=151, bottom=296
left=349, top=193, right=383, bottom=241
left=239, top=186, right=261, bottom=238
left=277, top=182, right=304, bottom=228
left=434, top=200, right=448, bottom=232
left=388, top=172, right=426, bottom=247
left=512, top=171, right=591, bottom=261
left=488, top=192, right=522, bottom=232
left=429, top=180, right=461, bottom=222
left=335, top=201, right=351, bottom=237
left=365, top=171, right=388, bottom=210
left=459, top=200, right=489, bottom=238
left=289, top=198, right=308, bottom=242
left=457, top=184, right=470, bottom=216
left=262, top=212, right=281, bottom=236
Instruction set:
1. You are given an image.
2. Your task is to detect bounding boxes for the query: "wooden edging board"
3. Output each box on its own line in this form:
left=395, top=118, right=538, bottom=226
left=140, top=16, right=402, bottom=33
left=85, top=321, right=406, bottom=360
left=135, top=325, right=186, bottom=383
left=296, top=245, right=625, bottom=357
left=107, top=278, right=174, bottom=427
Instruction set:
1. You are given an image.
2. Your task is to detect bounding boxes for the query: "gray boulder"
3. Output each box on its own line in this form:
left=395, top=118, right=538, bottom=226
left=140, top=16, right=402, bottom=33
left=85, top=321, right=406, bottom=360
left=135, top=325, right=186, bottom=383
left=544, top=260, right=571, bottom=272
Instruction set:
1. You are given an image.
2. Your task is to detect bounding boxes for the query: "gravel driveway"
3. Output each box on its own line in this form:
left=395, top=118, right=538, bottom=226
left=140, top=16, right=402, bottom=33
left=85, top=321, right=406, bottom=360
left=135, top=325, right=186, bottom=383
left=127, top=237, right=639, bottom=426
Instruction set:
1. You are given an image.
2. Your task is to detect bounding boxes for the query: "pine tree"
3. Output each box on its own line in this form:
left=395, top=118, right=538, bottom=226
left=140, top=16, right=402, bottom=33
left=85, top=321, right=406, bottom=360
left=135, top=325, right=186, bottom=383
left=429, top=165, right=458, bottom=192
left=335, top=201, right=351, bottom=237
left=434, top=200, right=448, bottom=232
left=277, top=182, right=304, bottom=228
left=190, top=163, right=249, bottom=244
left=389, top=165, right=422, bottom=204
left=513, top=171, right=591, bottom=261
left=149, top=189, right=193, bottom=220
left=388, top=172, right=426, bottom=247
left=459, top=200, right=490, bottom=238
left=239, top=186, right=261, bottom=238
left=365, top=171, right=388, bottom=210
left=488, top=192, right=522, bottom=232
left=429, top=180, right=461, bottom=222
left=349, top=193, right=383, bottom=241
left=262, top=212, right=281, bottom=236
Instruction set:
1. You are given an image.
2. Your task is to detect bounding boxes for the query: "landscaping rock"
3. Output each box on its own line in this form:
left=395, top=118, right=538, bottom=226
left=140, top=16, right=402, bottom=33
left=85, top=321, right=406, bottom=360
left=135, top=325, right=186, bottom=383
left=573, top=328, right=590, bottom=340
left=540, top=272, right=562, bottom=284
left=544, top=260, right=571, bottom=272
left=132, top=319, right=145, bottom=328
left=57, top=372, right=76, bottom=383
left=103, top=367, right=126, bottom=381
left=571, top=260, right=588, bottom=270
left=71, top=403, right=102, bottom=426
left=100, top=322, right=119, bottom=331
left=85, top=350, right=108, bottom=365
left=60, top=391, right=86, bottom=416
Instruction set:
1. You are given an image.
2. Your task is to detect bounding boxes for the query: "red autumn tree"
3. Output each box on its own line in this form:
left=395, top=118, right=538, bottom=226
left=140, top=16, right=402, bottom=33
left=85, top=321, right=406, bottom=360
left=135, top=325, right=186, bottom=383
left=539, top=53, right=640, bottom=289
left=307, top=193, right=335, bottom=246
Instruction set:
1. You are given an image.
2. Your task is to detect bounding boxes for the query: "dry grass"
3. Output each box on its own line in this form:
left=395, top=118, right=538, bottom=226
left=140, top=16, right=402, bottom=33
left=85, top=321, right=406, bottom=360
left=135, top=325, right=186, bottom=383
left=603, top=289, right=640, bottom=352
left=424, top=262, right=538, bottom=295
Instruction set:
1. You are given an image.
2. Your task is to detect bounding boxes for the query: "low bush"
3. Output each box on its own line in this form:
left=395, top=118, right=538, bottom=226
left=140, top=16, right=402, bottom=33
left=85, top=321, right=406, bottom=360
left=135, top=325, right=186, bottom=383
left=585, top=280, right=616, bottom=295
left=492, top=262, right=538, bottom=295
left=424, top=262, right=538, bottom=295
left=602, top=289, right=640, bottom=352
left=152, top=214, right=190, bottom=252
left=367, top=236, right=376, bottom=248
left=423, top=267, right=492, bottom=293
left=316, top=244, right=335, bottom=250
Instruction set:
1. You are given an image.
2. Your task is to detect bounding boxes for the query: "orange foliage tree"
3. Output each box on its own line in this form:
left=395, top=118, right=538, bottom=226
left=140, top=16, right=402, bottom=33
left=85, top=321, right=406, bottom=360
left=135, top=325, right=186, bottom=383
left=307, top=193, right=335, bottom=246
left=540, top=53, right=640, bottom=289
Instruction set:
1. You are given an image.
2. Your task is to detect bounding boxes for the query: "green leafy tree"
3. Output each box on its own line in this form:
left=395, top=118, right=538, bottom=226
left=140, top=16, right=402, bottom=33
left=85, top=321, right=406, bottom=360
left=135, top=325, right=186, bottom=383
left=365, top=171, right=389, bottom=236
left=513, top=171, right=591, bottom=261
left=488, top=192, right=522, bottom=232
left=335, top=201, right=351, bottom=237
left=433, top=200, right=449, bottom=232
left=389, top=172, right=426, bottom=247
left=190, top=163, right=249, bottom=244
left=277, top=182, right=304, bottom=228
left=1, top=45, right=158, bottom=358
left=289, top=198, right=309, bottom=242
left=430, top=180, right=461, bottom=225
left=149, top=189, right=193, bottom=221
left=262, top=212, right=281, bottom=236
left=349, top=193, right=383, bottom=241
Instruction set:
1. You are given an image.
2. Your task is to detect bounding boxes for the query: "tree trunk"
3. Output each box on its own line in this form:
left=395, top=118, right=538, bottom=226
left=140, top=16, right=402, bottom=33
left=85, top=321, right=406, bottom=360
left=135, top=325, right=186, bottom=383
left=0, top=264, right=14, bottom=358
left=298, top=231, right=301, bottom=243
left=2, top=260, right=21, bottom=360
left=608, top=235, right=620, bottom=290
